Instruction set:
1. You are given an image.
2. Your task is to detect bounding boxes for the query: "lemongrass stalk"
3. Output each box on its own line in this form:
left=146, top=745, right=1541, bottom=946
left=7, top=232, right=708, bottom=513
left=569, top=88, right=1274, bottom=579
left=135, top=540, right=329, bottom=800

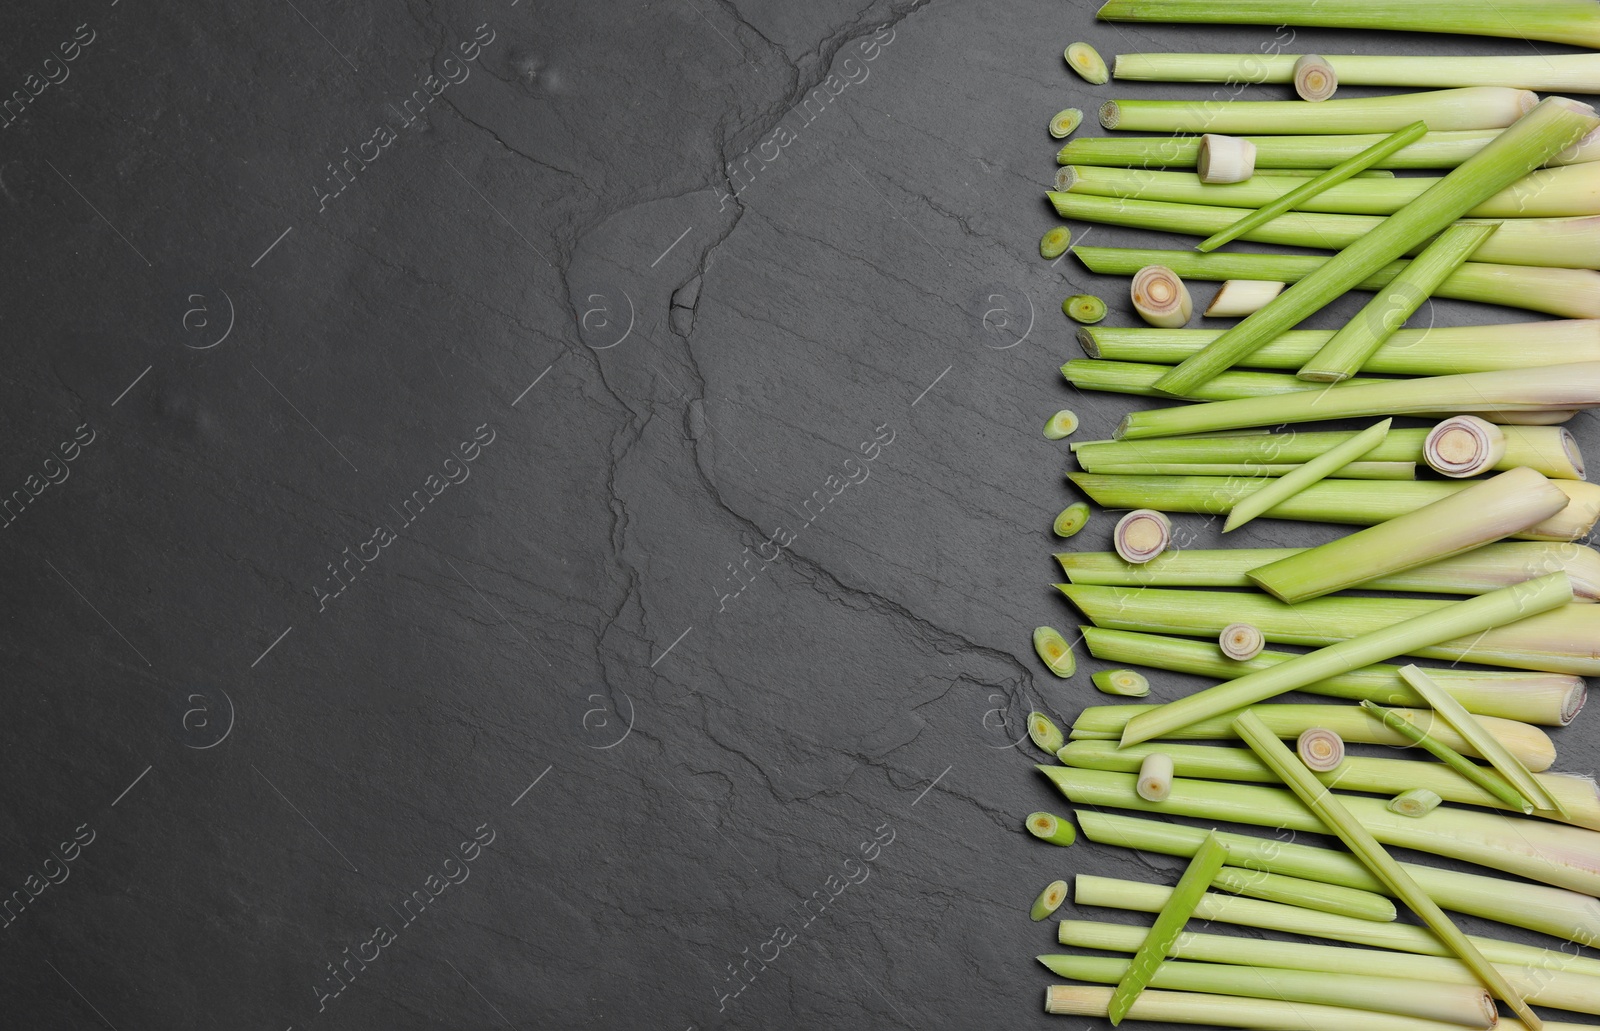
left=1112, top=509, right=1170, bottom=563
left=1065, top=42, right=1108, bottom=84
left=1136, top=752, right=1172, bottom=801
left=1062, top=358, right=1391, bottom=401
left=1069, top=703, right=1555, bottom=770
left=1061, top=578, right=1594, bottom=678
left=1212, top=866, right=1392, bottom=922
left=1359, top=700, right=1533, bottom=813
left=1093, top=668, right=1150, bottom=697
left=1151, top=97, right=1600, bottom=395
left=1204, top=280, right=1281, bottom=316
left=1052, top=983, right=1481, bottom=1031
left=1073, top=810, right=1600, bottom=945
left=1039, top=226, right=1071, bottom=259
left=1391, top=788, right=1443, bottom=818
left=1053, top=502, right=1090, bottom=538
left=1057, top=130, right=1600, bottom=170
left=1095, top=0, right=1600, bottom=49
left=1073, top=246, right=1600, bottom=319
left=1031, top=879, right=1067, bottom=921
left=1108, top=832, right=1229, bottom=1023
left=1063, top=294, right=1105, bottom=324
left=1043, top=409, right=1079, bottom=439
left=1026, top=811, right=1076, bottom=846
left=1114, top=52, right=1600, bottom=94
left=1426, top=416, right=1504, bottom=477
left=1082, top=460, right=1413, bottom=479
left=1130, top=266, right=1192, bottom=327
left=1032, top=626, right=1075, bottom=677
left=1068, top=474, right=1600, bottom=541
left=1246, top=467, right=1571, bottom=603
left=1079, top=626, right=1587, bottom=726
left=1222, top=418, right=1389, bottom=532
left=1048, top=107, right=1082, bottom=140
left=1196, top=134, right=1254, bottom=183
left=1099, top=87, right=1534, bottom=135
left=1050, top=193, right=1600, bottom=268
left=1256, top=168, right=1396, bottom=178
left=1496, top=410, right=1581, bottom=426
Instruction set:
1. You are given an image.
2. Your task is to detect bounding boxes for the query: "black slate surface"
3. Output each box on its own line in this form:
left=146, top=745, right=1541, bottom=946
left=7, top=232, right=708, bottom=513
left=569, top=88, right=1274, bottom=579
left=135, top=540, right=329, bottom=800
left=3, top=0, right=1598, bottom=1028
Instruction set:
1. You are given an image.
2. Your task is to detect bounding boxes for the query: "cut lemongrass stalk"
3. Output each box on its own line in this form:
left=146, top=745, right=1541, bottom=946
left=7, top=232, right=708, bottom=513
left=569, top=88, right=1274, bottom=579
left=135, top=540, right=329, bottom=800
left=1099, top=87, right=1534, bottom=135
left=1073, top=809, right=1600, bottom=944
left=1205, top=280, right=1282, bottom=317
left=1245, top=467, right=1571, bottom=604
left=1072, top=246, right=1600, bottom=319
left=1152, top=97, right=1600, bottom=396
left=1033, top=626, right=1076, bottom=677
left=1092, top=668, right=1150, bottom=697
left=1233, top=710, right=1543, bottom=1030
left=1029, top=711, right=1066, bottom=755
left=1063, top=359, right=1391, bottom=402
left=1211, top=866, right=1393, bottom=922
left=1054, top=502, right=1090, bottom=538
left=1110, top=573, right=1575, bottom=746
left=1066, top=42, right=1108, bottom=84
left=1256, top=168, right=1395, bottom=178
left=1095, top=0, right=1600, bottom=50
left=1136, top=752, right=1173, bottom=801
left=1297, top=728, right=1344, bottom=772
left=1113, top=52, right=1600, bottom=94
left=1113, top=509, right=1171, bottom=563
left=1075, top=461, right=1412, bottom=479
left=1497, top=410, right=1580, bottom=425
left=1299, top=222, right=1498, bottom=382
left=1391, top=788, right=1443, bottom=818
left=1293, top=55, right=1337, bottom=102
left=1197, top=134, right=1254, bottom=184
left=1043, top=409, right=1079, bottom=439
left=1031, top=879, right=1068, bottom=921
left=1426, top=416, right=1505, bottom=478
left=1048, top=983, right=1498, bottom=1031
left=1049, top=107, right=1083, bottom=139
left=1399, top=665, right=1565, bottom=819
left=1064, top=294, right=1106, bottom=324
left=1039, top=226, right=1071, bottom=259
left=1130, top=266, right=1191, bottom=327
left=1106, top=832, right=1229, bottom=1023
left=1223, top=418, right=1389, bottom=532
left=1026, top=811, right=1075, bottom=846
left=1218, top=622, right=1264, bottom=660
left=1058, top=129, right=1600, bottom=170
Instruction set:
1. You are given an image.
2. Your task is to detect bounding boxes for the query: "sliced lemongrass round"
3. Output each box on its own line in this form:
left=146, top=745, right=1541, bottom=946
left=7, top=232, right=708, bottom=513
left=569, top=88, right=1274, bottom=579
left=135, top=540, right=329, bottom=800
left=1040, top=226, right=1071, bottom=259
left=1219, top=622, right=1264, bottom=661
left=1297, top=727, right=1345, bottom=771
left=1424, top=415, right=1506, bottom=477
left=1050, top=107, right=1084, bottom=139
left=1389, top=787, right=1443, bottom=818
left=1054, top=502, right=1091, bottom=538
left=1205, top=280, right=1283, bottom=317
left=1197, top=134, right=1256, bottom=183
left=1065, top=42, right=1109, bottom=84
left=1114, top=509, right=1172, bottom=564
left=1293, top=54, right=1338, bottom=102
left=1093, top=668, right=1151, bottom=697
left=1026, top=810, right=1076, bottom=846
left=1029, top=711, right=1066, bottom=754
left=1136, top=752, right=1174, bottom=800
left=1032, top=879, right=1069, bottom=920
left=1033, top=626, right=1076, bottom=677
left=1131, top=266, right=1193, bottom=328
left=1065, top=294, right=1107, bottom=324
left=1044, top=409, right=1080, bottom=440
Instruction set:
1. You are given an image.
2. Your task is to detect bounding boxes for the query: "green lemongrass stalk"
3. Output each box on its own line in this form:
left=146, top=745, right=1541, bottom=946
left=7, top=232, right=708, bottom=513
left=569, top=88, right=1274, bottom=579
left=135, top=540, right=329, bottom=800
left=1391, top=788, right=1443, bottom=817
left=1073, top=248, right=1600, bottom=319
left=1234, top=710, right=1541, bottom=1028
left=1026, top=811, right=1076, bottom=846
left=1057, top=130, right=1600, bottom=170
left=1076, top=321, right=1600, bottom=383
left=1098, top=87, right=1534, bottom=135
left=1069, top=703, right=1556, bottom=770
left=1113, top=52, right=1600, bottom=93
left=1360, top=700, right=1535, bottom=813
left=1074, top=810, right=1600, bottom=945
left=1211, top=866, right=1396, bottom=922
left=1047, top=766, right=1600, bottom=896
left=1031, top=879, right=1068, bottom=921
left=1222, top=419, right=1389, bottom=532
left=1060, top=578, right=1596, bottom=678
left=1256, top=168, right=1395, bottom=179
left=1246, top=467, right=1572, bottom=603
left=1047, top=983, right=1495, bottom=1031
left=1150, top=97, right=1600, bottom=395
left=1081, top=460, right=1413, bottom=479
left=1043, top=955, right=1491, bottom=1027
left=1107, top=832, right=1229, bottom=1023
left=1062, top=359, right=1390, bottom=401
left=1079, top=626, right=1586, bottom=726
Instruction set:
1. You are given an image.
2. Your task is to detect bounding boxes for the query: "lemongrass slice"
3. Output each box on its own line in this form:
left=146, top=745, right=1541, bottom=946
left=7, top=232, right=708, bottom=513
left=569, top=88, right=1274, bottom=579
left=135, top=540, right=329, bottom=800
left=1426, top=416, right=1505, bottom=477
left=1064, top=294, right=1107, bottom=324
left=1197, top=134, right=1255, bottom=183
left=1026, top=810, right=1076, bottom=846
left=1033, top=626, right=1076, bottom=677
left=1390, top=788, right=1443, bottom=818
left=1205, top=280, right=1282, bottom=317
left=1044, top=409, right=1079, bottom=440
left=1219, top=622, right=1264, bottom=660
left=1029, top=711, right=1066, bottom=754
left=1211, top=866, right=1393, bottom=922
left=1066, top=42, right=1109, bottom=84
left=1223, top=418, right=1390, bottom=532
left=1136, top=752, right=1173, bottom=801
left=1107, top=832, right=1229, bottom=1023
left=1049, top=107, right=1083, bottom=139
left=1040, top=226, right=1071, bottom=259
left=1114, top=509, right=1171, bottom=563
left=1099, top=87, right=1534, bottom=135
left=1054, top=502, right=1090, bottom=538
left=1293, top=54, right=1338, bottom=102
left=1297, top=727, right=1344, bottom=772
left=1131, top=265, right=1192, bottom=327
left=1092, top=668, right=1150, bottom=697
left=1031, top=879, right=1068, bottom=921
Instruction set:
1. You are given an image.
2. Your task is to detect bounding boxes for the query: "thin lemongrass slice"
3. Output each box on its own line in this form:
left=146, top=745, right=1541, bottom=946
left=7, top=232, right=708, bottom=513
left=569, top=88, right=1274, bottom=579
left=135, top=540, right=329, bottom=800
left=1054, top=502, right=1090, bottom=538
left=1113, top=52, right=1600, bottom=94
left=1092, top=668, right=1150, bottom=697
left=1039, top=226, right=1071, bottom=259
left=1064, top=294, right=1106, bottom=324
left=1113, top=509, right=1170, bottom=563
left=1426, top=416, right=1505, bottom=477
left=1107, top=832, right=1229, bottom=1023
left=1211, top=866, right=1392, bottom=922
left=1049, top=982, right=1502, bottom=1031
left=1136, top=752, right=1173, bottom=801
left=1029, top=711, right=1066, bottom=755
left=1359, top=700, right=1532, bottom=813
left=1391, top=788, right=1443, bottom=818
left=1033, top=626, right=1076, bottom=677
left=1222, top=418, right=1389, bottom=532
left=1293, top=55, right=1337, bottom=102
left=1245, top=467, right=1571, bottom=603
left=1219, top=622, right=1264, bottom=660
left=1233, top=710, right=1542, bottom=1029
left=1205, top=280, right=1281, bottom=317
left=1065, top=42, right=1108, bottom=84
left=1077, top=461, right=1412, bottom=479
left=1026, top=811, right=1076, bottom=846
left=1032, top=879, right=1068, bottom=921
left=1044, top=409, right=1079, bottom=439
left=1297, top=728, right=1344, bottom=772
left=1151, top=97, right=1600, bottom=396
left=1197, top=135, right=1254, bottom=184
left=1099, top=87, right=1533, bottom=135
left=1130, top=266, right=1192, bottom=327
left=1079, top=626, right=1587, bottom=727
left=1073, top=809, right=1600, bottom=945
left=1058, top=129, right=1600, bottom=170
left=1049, top=107, right=1083, bottom=139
